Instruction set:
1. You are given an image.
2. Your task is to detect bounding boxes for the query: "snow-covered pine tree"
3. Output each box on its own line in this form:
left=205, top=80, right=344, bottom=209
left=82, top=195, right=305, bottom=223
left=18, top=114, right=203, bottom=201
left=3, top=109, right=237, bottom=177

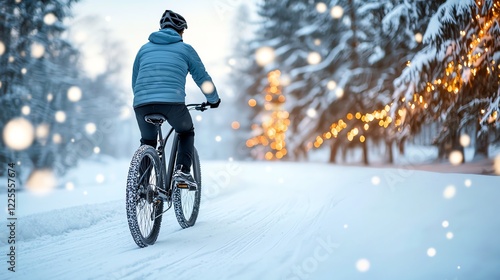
left=393, top=0, right=500, bottom=160
left=0, top=0, right=126, bottom=181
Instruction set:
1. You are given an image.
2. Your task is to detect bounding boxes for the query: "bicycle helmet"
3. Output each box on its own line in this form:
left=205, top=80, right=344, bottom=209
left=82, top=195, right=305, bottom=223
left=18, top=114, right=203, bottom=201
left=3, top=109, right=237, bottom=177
left=160, top=10, right=188, bottom=31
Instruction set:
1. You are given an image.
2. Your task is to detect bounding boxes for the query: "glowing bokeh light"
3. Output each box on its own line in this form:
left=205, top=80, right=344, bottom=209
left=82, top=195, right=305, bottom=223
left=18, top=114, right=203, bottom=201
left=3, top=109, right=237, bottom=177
left=26, top=169, right=57, bottom=195
left=307, top=52, right=322, bottom=65
left=0, top=41, right=5, bottom=56
left=55, top=111, right=66, bottom=123
left=494, top=155, right=500, bottom=175
left=21, top=105, right=30, bottom=115
left=414, top=33, right=423, bottom=43
left=3, top=117, right=35, bottom=151
left=215, top=135, right=222, bottom=142
left=336, top=88, right=345, bottom=98
left=31, top=42, right=45, bottom=58
left=36, top=123, right=50, bottom=139
left=201, top=81, right=215, bottom=94
left=371, top=176, right=381, bottom=185
left=327, top=80, right=337, bottom=90
left=255, top=46, right=275, bottom=66
left=231, top=121, right=240, bottom=130
left=248, top=99, right=257, bottom=107
left=449, top=150, right=463, bottom=165
left=459, top=134, right=471, bottom=147
left=52, top=133, right=62, bottom=144
left=316, top=2, right=327, bottom=13
left=331, top=5, right=344, bottom=19
left=43, top=13, right=57, bottom=25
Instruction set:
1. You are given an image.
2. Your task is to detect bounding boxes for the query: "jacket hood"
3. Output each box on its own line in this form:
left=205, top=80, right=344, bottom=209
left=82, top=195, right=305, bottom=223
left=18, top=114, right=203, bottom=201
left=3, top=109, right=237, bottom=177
left=148, top=28, right=182, bottom=45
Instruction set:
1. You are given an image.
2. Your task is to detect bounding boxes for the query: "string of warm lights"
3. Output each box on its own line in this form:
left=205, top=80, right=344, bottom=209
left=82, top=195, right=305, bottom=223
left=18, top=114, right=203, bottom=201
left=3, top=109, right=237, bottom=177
left=312, top=0, right=499, bottom=150
left=404, top=0, right=500, bottom=114
left=310, top=105, right=394, bottom=149
left=246, top=70, right=290, bottom=160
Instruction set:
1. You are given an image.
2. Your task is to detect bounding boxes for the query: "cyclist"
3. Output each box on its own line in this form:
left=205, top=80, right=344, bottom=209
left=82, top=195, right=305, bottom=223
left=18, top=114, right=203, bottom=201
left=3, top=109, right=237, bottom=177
left=132, top=10, right=220, bottom=189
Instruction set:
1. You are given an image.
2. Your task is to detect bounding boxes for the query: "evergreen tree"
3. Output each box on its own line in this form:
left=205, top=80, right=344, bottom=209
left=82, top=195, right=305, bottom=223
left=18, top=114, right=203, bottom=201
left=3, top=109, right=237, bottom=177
left=0, top=0, right=126, bottom=181
left=393, top=0, right=500, bottom=160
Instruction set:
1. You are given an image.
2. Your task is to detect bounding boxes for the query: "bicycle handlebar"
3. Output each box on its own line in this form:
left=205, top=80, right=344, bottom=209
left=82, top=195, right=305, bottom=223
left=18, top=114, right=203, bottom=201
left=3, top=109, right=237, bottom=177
left=186, top=103, right=210, bottom=112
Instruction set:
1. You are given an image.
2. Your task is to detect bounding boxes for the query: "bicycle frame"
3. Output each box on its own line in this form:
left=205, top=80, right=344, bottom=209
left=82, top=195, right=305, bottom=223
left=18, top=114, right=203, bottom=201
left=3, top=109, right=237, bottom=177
left=152, top=103, right=207, bottom=202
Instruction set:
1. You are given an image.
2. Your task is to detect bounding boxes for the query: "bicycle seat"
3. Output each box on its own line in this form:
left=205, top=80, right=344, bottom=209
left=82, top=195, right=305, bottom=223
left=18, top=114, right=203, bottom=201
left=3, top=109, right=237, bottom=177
left=144, top=114, right=167, bottom=125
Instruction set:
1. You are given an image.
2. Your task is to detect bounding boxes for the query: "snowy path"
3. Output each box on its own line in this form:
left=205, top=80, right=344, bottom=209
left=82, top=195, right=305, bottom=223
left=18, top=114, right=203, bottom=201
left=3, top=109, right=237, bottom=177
left=1, top=160, right=500, bottom=280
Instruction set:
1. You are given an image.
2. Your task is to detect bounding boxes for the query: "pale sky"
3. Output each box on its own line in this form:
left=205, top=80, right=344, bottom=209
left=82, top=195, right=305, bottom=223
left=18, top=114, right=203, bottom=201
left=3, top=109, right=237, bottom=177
left=71, top=0, right=257, bottom=94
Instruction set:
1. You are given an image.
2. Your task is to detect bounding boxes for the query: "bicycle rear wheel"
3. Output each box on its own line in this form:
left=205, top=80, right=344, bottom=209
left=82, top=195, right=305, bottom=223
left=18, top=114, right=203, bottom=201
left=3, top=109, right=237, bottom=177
left=126, top=145, right=164, bottom=247
left=173, top=147, right=201, bottom=228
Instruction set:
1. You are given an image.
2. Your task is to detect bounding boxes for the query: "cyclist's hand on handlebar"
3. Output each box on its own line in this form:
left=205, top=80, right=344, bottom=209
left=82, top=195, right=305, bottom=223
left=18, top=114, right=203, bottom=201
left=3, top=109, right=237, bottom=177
left=206, top=99, right=221, bottom=109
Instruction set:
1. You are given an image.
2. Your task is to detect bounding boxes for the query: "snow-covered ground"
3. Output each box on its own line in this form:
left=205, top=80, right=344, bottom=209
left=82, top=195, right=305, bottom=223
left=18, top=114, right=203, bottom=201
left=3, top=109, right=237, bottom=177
left=1, top=158, right=500, bottom=280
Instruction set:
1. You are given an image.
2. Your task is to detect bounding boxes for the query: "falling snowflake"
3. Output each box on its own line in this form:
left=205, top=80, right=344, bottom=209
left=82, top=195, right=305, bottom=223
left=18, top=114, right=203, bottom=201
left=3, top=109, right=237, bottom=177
left=446, top=232, right=454, bottom=240
left=307, top=108, right=317, bottom=118
left=356, top=258, right=370, bottom=272
left=464, top=179, right=472, bottom=188
left=371, top=176, right=381, bottom=185
left=96, top=174, right=105, bottom=183
left=442, top=220, right=450, bottom=228
left=427, top=247, right=436, bottom=257
left=67, top=86, right=82, bottom=102
left=85, top=123, right=97, bottom=135
left=443, top=185, right=456, bottom=199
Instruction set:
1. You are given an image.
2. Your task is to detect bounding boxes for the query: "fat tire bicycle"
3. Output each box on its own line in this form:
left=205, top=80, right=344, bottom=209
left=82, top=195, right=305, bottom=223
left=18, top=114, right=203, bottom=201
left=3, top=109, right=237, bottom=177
left=126, top=103, right=208, bottom=248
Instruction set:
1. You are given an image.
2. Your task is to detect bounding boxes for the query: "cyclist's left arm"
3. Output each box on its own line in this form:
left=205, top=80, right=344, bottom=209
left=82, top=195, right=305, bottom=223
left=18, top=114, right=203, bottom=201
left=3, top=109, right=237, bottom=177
left=186, top=45, right=220, bottom=103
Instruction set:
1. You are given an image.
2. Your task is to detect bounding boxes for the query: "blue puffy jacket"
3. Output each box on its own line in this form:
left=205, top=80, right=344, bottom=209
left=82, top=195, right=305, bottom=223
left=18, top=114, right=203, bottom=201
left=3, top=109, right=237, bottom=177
left=132, top=28, right=219, bottom=107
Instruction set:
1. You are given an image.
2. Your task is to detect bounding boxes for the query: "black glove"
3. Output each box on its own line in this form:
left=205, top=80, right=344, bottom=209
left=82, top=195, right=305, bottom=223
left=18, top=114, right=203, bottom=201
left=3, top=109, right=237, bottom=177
left=207, top=99, right=221, bottom=108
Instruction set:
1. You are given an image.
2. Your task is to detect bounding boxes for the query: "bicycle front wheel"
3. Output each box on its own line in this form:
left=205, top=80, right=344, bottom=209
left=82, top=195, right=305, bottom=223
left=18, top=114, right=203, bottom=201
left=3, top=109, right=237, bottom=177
left=126, top=145, right=164, bottom=247
left=173, top=147, right=202, bottom=228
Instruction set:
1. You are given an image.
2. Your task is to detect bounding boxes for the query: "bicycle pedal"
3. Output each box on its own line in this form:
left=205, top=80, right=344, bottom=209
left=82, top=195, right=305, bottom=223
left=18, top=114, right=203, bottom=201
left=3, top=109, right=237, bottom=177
left=176, top=182, right=197, bottom=191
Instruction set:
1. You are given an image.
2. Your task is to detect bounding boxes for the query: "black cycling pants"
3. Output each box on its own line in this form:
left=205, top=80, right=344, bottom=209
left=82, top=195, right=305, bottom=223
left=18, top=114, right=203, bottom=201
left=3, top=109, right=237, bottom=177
left=134, top=103, right=194, bottom=173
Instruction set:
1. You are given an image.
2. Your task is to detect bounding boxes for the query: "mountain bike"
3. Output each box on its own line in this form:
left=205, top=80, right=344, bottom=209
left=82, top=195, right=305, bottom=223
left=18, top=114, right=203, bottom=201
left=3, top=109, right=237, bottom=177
left=126, top=103, right=208, bottom=248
